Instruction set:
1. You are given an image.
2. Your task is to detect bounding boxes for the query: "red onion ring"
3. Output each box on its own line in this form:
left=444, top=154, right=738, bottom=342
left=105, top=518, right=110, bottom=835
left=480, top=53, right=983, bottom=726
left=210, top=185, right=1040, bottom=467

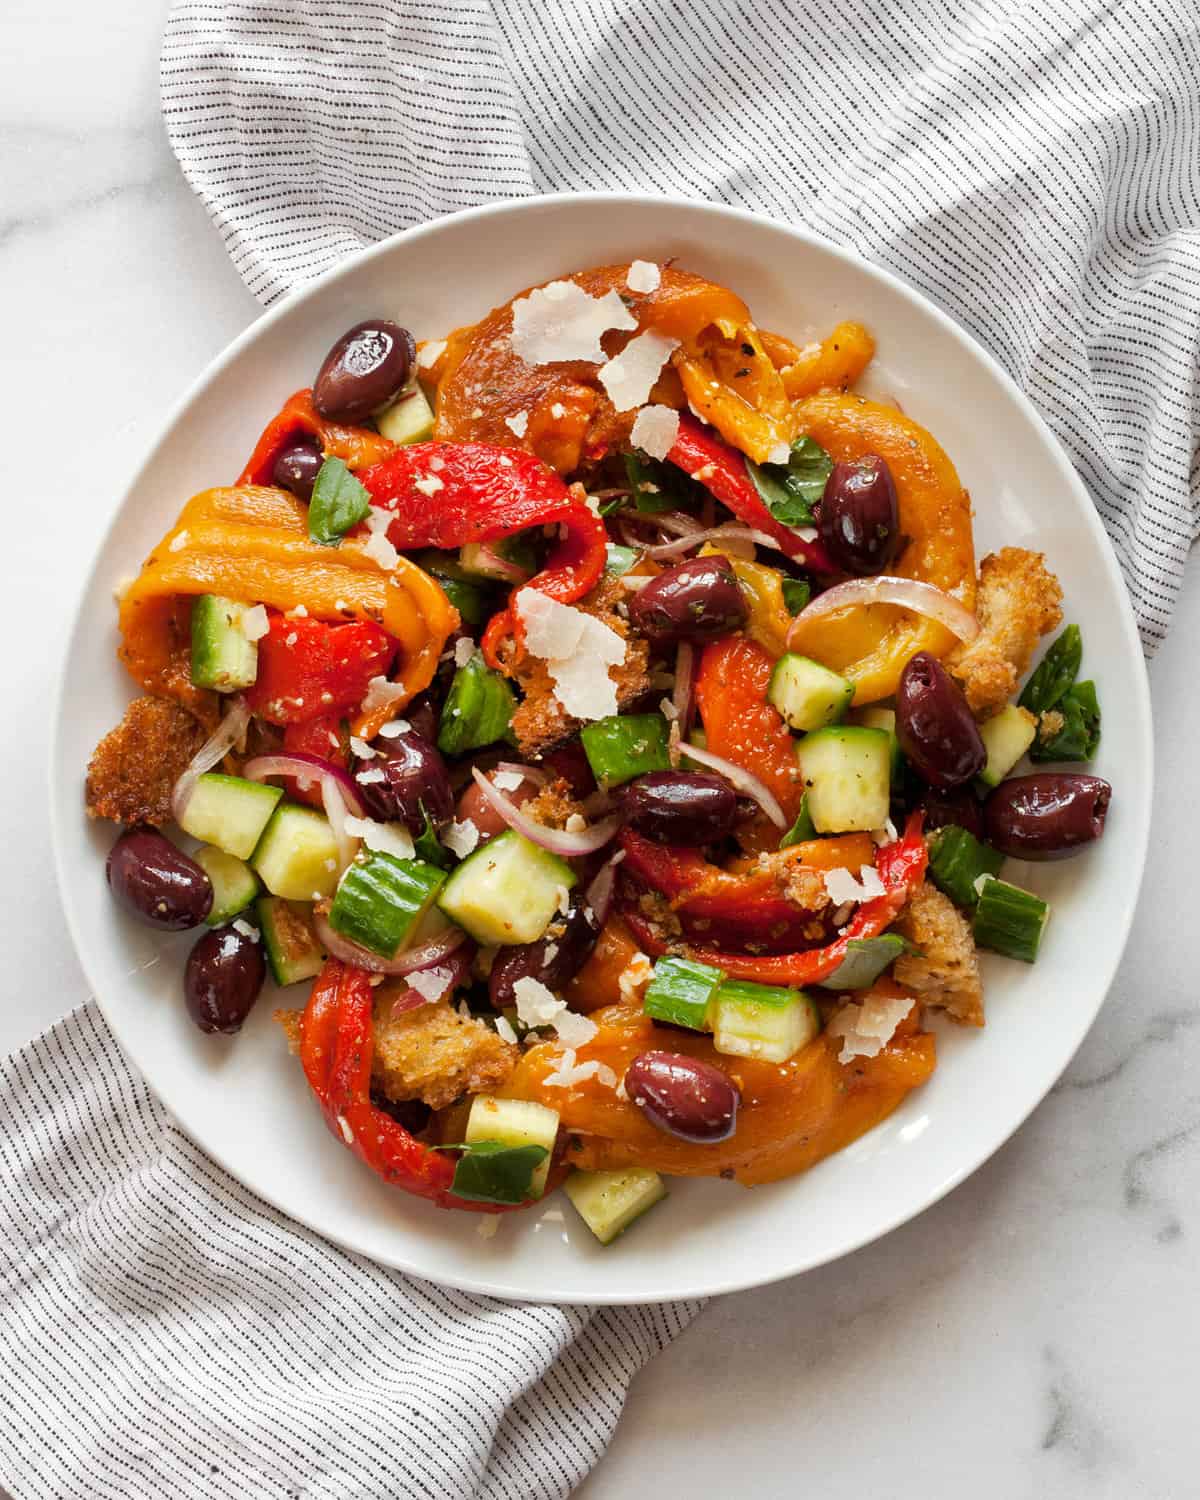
left=320, top=777, right=358, bottom=873
left=313, top=906, right=468, bottom=976
left=493, top=761, right=550, bottom=788
left=644, top=524, right=780, bottom=560
left=585, top=849, right=626, bottom=926
left=619, top=509, right=704, bottom=538
left=672, top=641, right=696, bottom=736
left=470, top=767, right=622, bottom=856
left=682, top=742, right=788, bottom=828
left=470, top=543, right=530, bottom=585
left=171, top=697, right=251, bottom=823
left=788, top=576, right=980, bottom=649
left=242, top=754, right=366, bottom=817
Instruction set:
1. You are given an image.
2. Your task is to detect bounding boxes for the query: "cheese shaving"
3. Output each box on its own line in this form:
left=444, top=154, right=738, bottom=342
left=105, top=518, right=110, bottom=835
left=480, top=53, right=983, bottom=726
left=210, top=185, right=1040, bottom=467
left=827, top=994, right=915, bottom=1063
left=349, top=736, right=375, bottom=760
left=342, top=816, right=415, bottom=861
left=405, top=966, right=454, bottom=1002
left=504, top=410, right=529, bottom=438
left=240, top=604, right=270, bottom=641
left=378, top=718, right=411, bottom=738
left=360, top=676, right=408, bottom=715
left=514, top=588, right=626, bottom=721
left=509, top=279, right=637, bottom=366
left=597, top=329, right=680, bottom=412
left=414, top=474, right=444, bottom=497
left=626, top=260, right=661, bottom=293
left=617, top=952, right=654, bottom=1003
left=494, top=1014, right=519, bottom=1046
left=441, top=819, right=480, bottom=858
left=629, top=404, right=680, bottom=461
left=416, top=340, right=446, bottom=369
left=554, top=1010, right=599, bottom=1048
left=492, top=770, right=525, bottom=792
left=823, top=864, right=887, bottom=905
left=513, top=976, right=564, bottom=1028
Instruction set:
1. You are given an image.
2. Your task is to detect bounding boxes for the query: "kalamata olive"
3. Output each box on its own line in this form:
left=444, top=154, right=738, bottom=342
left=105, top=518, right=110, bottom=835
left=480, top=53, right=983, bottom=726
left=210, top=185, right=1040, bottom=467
left=623, top=771, right=738, bottom=845
left=403, top=691, right=439, bottom=745
left=628, top=556, right=748, bottom=646
left=313, top=319, right=416, bottom=423
left=918, top=785, right=985, bottom=841
left=355, top=730, right=454, bottom=834
left=106, top=826, right=213, bottom=930
left=895, top=651, right=986, bottom=788
left=271, top=433, right=324, bottom=500
left=184, top=925, right=266, bottom=1034
left=817, top=454, right=900, bottom=575
left=984, top=773, right=1111, bottom=860
left=625, top=1051, right=740, bottom=1143
left=454, top=773, right=538, bottom=842
left=489, top=899, right=601, bottom=1010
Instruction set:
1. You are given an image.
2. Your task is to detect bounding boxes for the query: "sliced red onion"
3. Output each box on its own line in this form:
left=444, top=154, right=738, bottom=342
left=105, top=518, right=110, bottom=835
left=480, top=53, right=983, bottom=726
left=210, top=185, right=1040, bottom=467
left=682, top=741, right=788, bottom=828
left=242, top=753, right=366, bottom=817
left=620, top=509, right=704, bottom=538
left=321, top=776, right=359, bottom=873
left=471, top=543, right=530, bottom=585
left=493, top=761, right=550, bottom=788
left=313, top=905, right=468, bottom=975
left=644, top=524, right=779, bottom=560
left=672, top=640, right=696, bottom=737
left=585, top=849, right=626, bottom=926
left=171, top=696, right=251, bottom=823
left=788, top=575, right=980, bottom=648
left=470, top=766, right=622, bottom=856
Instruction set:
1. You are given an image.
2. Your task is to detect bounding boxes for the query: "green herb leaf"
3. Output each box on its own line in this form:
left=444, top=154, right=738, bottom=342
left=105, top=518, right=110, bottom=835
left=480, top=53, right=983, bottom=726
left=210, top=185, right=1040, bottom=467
left=779, top=793, right=817, bottom=847
left=604, top=543, right=639, bottom=577
left=444, top=1140, right=550, bottom=1205
left=413, top=806, right=451, bottom=868
left=624, top=450, right=699, bottom=514
left=308, top=457, right=371, bottom=547
left=744, top=435, right=833, bottom=530
left=1019, top=625, right=1081, bottom=715
left=1030, top=679, right=1100, bottom=762
left=781, top=577, right=812, bottom=615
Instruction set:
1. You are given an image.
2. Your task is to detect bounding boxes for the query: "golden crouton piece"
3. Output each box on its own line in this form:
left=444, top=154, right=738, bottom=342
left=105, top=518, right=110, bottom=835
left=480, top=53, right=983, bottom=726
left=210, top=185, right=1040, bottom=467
left=893, top=879, right=984, bottom=1027
left=371, top=994, right=519, bottom=1110
left=85, top=695, right=207, bottom=826
left=948, top=548, right=1063, bottom=717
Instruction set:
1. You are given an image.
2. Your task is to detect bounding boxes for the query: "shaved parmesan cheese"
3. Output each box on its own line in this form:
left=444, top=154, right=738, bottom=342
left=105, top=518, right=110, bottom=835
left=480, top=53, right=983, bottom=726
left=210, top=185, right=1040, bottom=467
left=378, top=718, right=411, bottom=738
left=343, top=816, right=415, bottom=861
left=554, top=1010, right=598, bottom=1048
left=871, top=818, right=900, bottom=846
left=513, top=976, right=564, bottom=1028
left=514, top=589, right=626, bottom=721
left=630, top=404, right=680, bottom=461
left=417, top=340, right=446, bottom=370
left=287, top=604, right=308, bottom=618
left=442, top=819, right=480, bottom=858
left=492, top=769, right=525, bottom=792
left=360, top=676, right=408, bottom=715
left=504, top=410, right=529, bottom=438
left=355, top=767, right=386, bottom=785
left=349, top=736, right=375, bottom=760
left=362, top=525, right=399, bottom=572
left=510, top=279, right=637, bottom=367
left=823, top=865, right=887, bottom=905
left=767, top=441, right=791, bottom=465
left=626, top=260, right=661, bottom=293
left=827, top=994, right=914, bottom=1063
left=454, top=636, right=476, bottom=669
left=240, top=604, right=270, bottom=642
left=494, top=1014, right=519, bottom=1046
left=550, top=401, right=566, bottom=419
left=618, top=952, right=653, bottom=1003
left=543, top=1051, right=605, bottom=1088
left=598, top=329, right=680, bottom=412
left=564, top=813, right=587, bottom=833
left=405, top=966, right=453, bottom=1002
left=414, top=474, right=444, bottom=497
left=232, top=918, right=260, bottom=941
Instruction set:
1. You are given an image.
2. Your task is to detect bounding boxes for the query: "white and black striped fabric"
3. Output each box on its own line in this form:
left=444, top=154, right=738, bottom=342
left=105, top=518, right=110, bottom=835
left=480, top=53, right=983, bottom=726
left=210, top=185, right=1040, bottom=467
left=0, top=1006, right=699, bottom=1499
left=159, top=0, right=1200, bottom=651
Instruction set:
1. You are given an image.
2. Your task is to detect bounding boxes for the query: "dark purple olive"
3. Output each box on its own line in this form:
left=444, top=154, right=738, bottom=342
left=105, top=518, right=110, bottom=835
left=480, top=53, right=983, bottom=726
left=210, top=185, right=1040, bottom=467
left=918, top=785, right=985, bottom=841
left=184, top=925, right=266, bottom=1034
left=628, top=556, right=748, bottom=646
left=625, top=1051, right=740, bottom=1143
left=106, top=826, right=213, bottom=930
left=403, top=691, right=439, bottom=745
left=984, top=773, right=1111, bottom=861
left=817, top=454, right=900, bottom=575
left=313, top=319, right=416, bottom=423
left=489, top=899, right=601, bottom=1011
left=354, top=729, right=454, bottom=834
left=623, top=771, right=738, bottom=846
left=895, top=651, right=986, bottom=789
left=271, top=433, right=324, bottom=500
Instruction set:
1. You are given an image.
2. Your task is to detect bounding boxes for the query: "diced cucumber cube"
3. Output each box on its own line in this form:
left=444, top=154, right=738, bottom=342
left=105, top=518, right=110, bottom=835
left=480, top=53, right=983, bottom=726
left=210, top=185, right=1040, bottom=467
left=927, top=825, right=1004, bottom=907
left=178, top=774, right=283, bottom=860
left=252, top=804, right=341, bottom=901
left=767, top=653, right=854, bottom=732
left=817, top=934, right=910, bottom=991
left=376, top=382, right=435, bottom=444
left=973, top=877, right=1050, bottom=963
left=978, top=704, right=1038, bottom=787
left=850, top=705, right=904, bottom=778
left=329, top=852, right=446, bottom=957
left=796, top=726, right=891, bottom=833
left=192, top=844, right=261, bottom=925
left=643, top=957, right=724, bottom=1031
left=190, top=595, right=260, bottom=693
left=257, top=897, right=325, bottom=986
left=437, top=830, right=575, bottom=946
left=466, top=1095, right=560, bottom=1197
left=564, top=1168, right=667, bottom=1245
left=711, top=979, right=821, bottom=1063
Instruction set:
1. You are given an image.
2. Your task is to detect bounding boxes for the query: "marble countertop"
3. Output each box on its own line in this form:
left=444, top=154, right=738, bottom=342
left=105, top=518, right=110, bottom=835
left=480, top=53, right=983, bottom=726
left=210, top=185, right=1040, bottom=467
left=5, top=2, right=1197, bottom=1495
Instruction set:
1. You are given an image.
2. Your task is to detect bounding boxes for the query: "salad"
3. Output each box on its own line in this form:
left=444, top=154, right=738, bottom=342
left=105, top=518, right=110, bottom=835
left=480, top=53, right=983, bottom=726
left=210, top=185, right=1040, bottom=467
left=88, top=260, right=1111, bottom=1244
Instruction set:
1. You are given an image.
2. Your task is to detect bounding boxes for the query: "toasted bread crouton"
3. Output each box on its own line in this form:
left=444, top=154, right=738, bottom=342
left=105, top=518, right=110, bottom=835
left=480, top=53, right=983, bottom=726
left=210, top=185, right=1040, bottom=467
left=371, top=994, right=519, bottom=1110
left=509, top=577, right=651, bottom=757
left=948, top=548, right=1062, bottom=717
left=522, top=777, right=587, bottom=830
left=893, top=879, right=984, bottom=1026
left=85, top=695, right=208, bottom=826
left=275, top=1007, right=303, bottom=1054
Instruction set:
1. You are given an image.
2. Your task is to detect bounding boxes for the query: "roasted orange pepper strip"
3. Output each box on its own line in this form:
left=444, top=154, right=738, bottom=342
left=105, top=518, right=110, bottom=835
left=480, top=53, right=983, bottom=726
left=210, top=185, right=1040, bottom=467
left=238, top=388, right=395, bottom=484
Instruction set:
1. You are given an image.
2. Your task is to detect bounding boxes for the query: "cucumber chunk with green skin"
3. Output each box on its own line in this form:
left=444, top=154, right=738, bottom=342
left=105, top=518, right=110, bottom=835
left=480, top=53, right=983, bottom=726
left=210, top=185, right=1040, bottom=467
left=580, top=713, right=671, bottom=788
left=928, top=825, right=1004, bottom=907
left=257, top=896, right=325, bottom=986
left=252, top=804, right=340, bottom=901
left=193, top=845, right=261, bottom=925
left=850, top=705, right=904, bottom=778
left=978, top=704, right=1037, bottom=787
left=643, top=957, right=725, bottom=1031
left=564, top=1167, right=668, bottom=1245
left=796, top=726, right=891, bottom=833
left=466, top=1095, right=560, bottom=1197
left=437, top=830, right=576, bottom=946
left=767, top=653, right=854, bottom=733
left=604, top=543, right=639, bottom=577
left=711, top=980, right=821, bottom=1063
left=190, top=596, right=259, bottom=693
left=437, top=651, right=516, bottom=757
left=376, top=382, right=435, bottom=444
left=973, top=877, right=1049, bottom=962
left=328, top=852, right=446, bottom=957
left=817, top=935, right=910, bottom=991
left=178, top=774, right=283, bottom=861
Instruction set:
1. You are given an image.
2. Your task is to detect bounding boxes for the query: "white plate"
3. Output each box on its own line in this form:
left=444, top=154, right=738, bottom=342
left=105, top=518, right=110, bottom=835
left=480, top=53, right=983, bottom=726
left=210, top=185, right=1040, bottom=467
left=51, top=195, right=1152, bottom=1303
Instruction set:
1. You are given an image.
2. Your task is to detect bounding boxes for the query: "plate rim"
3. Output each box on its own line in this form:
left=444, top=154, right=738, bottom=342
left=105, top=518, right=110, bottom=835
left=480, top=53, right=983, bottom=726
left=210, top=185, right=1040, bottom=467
left=50, top=192, right=1154, bottom=1302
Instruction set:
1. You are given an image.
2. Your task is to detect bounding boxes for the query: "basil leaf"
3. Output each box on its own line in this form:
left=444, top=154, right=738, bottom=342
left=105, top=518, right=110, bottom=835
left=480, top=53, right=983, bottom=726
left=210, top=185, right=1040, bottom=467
left=624, top=451, right=696, bottom=514
left=779, top=793, right=816, bottom=847
left=781, top=577, right=812, bottom=615
left=444, top=1140, right=550, bottom=1205
left=744, top=435, right=833, bottom=530
left=308, top=457, right=371, bottom=547
left=1030, top=679, right=1100, bottom=762
left=1019, top=625, right=1081, bottom=715
left=413, top=806, right=451, bottom=869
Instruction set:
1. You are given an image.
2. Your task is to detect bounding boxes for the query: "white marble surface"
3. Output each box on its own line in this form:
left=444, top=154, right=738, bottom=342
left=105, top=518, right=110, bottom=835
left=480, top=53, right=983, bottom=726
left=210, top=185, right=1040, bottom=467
left=4, top=2, right=1198, bottom=1495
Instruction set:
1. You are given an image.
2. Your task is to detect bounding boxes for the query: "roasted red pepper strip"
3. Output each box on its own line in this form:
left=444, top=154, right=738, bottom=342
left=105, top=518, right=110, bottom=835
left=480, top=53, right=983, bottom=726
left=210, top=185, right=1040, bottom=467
left=621, top=812, right=928, bottom=984
left=300, top=960, right=532, bottom=1213
left=237, top=388, right=396, bottom=486
left=280, top=714, right=350, bottom=808
left=358, top=441, right=608, bottom=668
left=244, top=612, right=395, bottom=725
left=668, top=413, right=837, bottom=572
